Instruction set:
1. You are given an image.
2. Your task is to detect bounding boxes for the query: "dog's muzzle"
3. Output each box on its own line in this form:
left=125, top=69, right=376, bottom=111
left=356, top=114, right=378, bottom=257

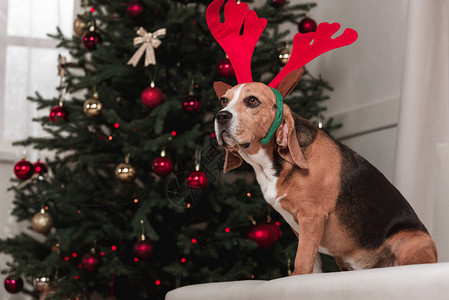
left=215, top=110, right=234, bottom=147
left=216, top=110, right=233, bottom=125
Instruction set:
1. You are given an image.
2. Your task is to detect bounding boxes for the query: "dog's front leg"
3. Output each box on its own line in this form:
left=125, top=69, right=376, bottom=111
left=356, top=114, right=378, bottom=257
left=291, top=206, right=328, bottom=275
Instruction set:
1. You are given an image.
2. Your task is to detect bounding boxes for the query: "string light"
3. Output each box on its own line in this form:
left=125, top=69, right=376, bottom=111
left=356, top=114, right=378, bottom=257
left=181, top=258, right=186, bottom=263
left=72, top=252, right=78, bottom=258
left=111, top=245, right=117, bottom=251
left=247, top=193, right=251, bottom=197
left=155, top=280, right=161, bottom=286
left=191, top=238, right=197, bottom=244
left=171, top=131, right=177, bottom=136
left=114, top=123, right=120, bottom=128
left=225, top=228, right=231, bottom=233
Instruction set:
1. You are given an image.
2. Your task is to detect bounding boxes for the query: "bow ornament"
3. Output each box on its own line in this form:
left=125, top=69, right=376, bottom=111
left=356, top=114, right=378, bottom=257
left=127, top=27, right=166, bottom=67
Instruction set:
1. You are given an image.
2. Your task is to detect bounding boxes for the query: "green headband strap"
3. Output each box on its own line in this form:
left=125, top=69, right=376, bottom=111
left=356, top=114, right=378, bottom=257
left=261, top=87, right=283, bottom=145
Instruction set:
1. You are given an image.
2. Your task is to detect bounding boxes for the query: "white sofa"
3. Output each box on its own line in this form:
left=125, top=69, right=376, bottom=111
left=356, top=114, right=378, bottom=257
left=166, top=262, right=449, bottom=300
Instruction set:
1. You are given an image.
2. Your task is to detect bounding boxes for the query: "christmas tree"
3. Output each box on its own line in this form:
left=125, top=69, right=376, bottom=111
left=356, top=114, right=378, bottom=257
left=1, top=0, right=338, bottom=299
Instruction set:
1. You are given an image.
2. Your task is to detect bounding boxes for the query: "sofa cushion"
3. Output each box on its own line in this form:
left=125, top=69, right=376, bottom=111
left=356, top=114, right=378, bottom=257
left=166, top=262, right=449, bottom=300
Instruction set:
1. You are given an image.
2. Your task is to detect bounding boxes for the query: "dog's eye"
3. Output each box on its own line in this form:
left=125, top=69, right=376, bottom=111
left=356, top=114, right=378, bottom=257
left=220, top=97, right=228, bottom=107
left=244, top=96, right=260, bottom=108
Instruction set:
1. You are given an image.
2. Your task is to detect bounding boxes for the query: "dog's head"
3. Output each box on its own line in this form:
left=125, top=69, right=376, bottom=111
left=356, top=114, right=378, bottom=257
left=214, top=69, right=309, bottom=173
left=206, top=0, right=357, bottom=173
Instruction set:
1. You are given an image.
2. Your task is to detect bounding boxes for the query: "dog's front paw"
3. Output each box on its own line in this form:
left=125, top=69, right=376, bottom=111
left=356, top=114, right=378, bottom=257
left=289, top=268, right=312, bottom=276
left=289, top=270, right=303, bottom=276
left=290, top=264, right=313, bottom=276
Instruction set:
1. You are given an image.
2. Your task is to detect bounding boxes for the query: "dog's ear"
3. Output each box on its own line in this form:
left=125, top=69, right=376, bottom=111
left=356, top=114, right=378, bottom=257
left=223, top=148, right=243, bottom=173
left=214, top=81, right=232, bottom=100
left=276, top=68, right=304, bottom=99
left=275, top=105, right=308, bottom=169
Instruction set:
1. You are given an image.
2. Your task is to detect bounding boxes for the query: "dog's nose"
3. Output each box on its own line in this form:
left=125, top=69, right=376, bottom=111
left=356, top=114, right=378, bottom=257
left=216, top=111, right=233, bottom=124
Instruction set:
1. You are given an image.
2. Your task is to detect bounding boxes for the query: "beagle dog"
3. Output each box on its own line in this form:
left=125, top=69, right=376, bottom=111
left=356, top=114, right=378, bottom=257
left=214, top=69, right=438, bottom=275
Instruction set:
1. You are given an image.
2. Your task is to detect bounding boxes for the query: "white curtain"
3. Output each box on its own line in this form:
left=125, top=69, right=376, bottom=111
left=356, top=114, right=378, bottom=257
left=0, top=0, right=74, bottom=159
left=0, top=1, right=75, bottom=299
left=394, top=0, right=449, bottom=261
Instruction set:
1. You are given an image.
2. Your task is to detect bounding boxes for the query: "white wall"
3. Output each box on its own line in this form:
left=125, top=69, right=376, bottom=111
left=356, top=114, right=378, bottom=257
left=287, top=0, right=409, bottom=181
left=310, top=0, right=408, bottom=182
left=254, top=0, right=408, bottom=181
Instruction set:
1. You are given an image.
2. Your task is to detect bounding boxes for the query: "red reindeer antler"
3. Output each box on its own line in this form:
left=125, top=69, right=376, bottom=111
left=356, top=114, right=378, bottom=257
left=206, top=0, right=267, bottom=83
left=268, top=22, right=358, bottom=88
left=206, top=1, right=358, bottom=88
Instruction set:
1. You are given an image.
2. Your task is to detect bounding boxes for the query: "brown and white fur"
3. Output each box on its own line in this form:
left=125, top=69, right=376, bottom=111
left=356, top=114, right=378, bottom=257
left=214, top=69, right=437, bottom=275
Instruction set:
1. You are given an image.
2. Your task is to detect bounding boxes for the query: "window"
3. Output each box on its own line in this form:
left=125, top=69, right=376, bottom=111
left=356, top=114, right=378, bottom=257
left=0, top=0, right=77, bottom=160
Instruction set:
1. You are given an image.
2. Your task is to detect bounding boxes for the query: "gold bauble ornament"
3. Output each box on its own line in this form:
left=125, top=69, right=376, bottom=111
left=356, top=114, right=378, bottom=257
left=33, top=275, right=50, bottom=292
left=278, top=46, right=291, bottom=65
left=73, top=14, right=88, bottom=37
left=115, top=163, right=136, bottom=182
left=83, top=92, right=103, bottom=117
left=31, top=209, right=53, bottom=234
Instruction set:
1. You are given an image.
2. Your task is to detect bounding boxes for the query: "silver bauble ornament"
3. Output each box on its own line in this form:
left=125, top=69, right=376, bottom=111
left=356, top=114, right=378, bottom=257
left=33, top=275, right=50, bottom=292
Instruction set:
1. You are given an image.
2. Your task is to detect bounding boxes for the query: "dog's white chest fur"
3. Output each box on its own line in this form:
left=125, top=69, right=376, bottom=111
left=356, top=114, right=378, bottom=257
left=239, top=148, right=323, bottom=273
left=238, top=149, right=299, bottom=234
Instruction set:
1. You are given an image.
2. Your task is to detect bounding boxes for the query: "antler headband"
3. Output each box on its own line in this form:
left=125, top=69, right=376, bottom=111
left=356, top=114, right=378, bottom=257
left=206, top=0, right=358, bottom=89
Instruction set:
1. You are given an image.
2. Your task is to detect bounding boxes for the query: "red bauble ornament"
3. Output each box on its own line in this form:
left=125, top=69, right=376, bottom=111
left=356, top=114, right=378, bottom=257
left=298, top=17, right=317, bottom=33
left=217, top=58, right=234, bottom=78
left=248, top=223, right=280, bottom=249
left=127, top=1, right=144, bottom=17
left=152, top=156, right=173, bottom=177
left=82, top=253, right=100, bottom=272
left=133, top=240, right=154, bottom=260
left=82, top=31, right=102, bottom=50
left=49, top=105, right=68, bottom=122
left=141, top=83, right=163, bottom=108
left=186, top=170, right=208, bottom=189
left=183, top=95, right=202, bottom=113
left=14, top=159, right=34, bottom=180
left=4, top=276, right=23, bottom=294
left=271, top=0, right=286, bottom=7
left=33, top=160, right=48, bottom=175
